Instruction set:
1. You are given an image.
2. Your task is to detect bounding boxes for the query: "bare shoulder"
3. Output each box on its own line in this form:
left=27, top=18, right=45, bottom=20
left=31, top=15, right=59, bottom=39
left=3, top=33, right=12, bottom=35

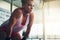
left=12, top=8, right=22, bottom=15
left=29, top=12, right=34, bottom=22
left=30, top=12, right=34, bottom=18
left=13, top=8, right=22, bottom=13
left=11, top=8, right=23, bottom=18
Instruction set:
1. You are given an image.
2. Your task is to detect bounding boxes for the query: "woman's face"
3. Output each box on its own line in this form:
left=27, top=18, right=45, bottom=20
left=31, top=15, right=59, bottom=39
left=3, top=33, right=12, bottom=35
left=24, top=1, right=34, bottom=13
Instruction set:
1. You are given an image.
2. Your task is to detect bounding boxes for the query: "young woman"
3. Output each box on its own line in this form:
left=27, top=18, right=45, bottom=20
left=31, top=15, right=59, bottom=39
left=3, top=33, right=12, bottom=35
left=0, top=0, right=34, bottom=40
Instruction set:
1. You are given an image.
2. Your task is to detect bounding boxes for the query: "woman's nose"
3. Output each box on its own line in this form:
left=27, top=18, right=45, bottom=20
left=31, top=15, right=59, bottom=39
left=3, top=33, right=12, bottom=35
left=31, top=5, right=34, bottom=9
left=31, top=6, right=33, bottom=9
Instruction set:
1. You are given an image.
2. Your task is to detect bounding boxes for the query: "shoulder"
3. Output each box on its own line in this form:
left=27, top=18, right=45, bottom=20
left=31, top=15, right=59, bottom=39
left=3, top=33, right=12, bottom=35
left=30, top=12, right=34, bottom=19
left=11, top=8, right=23, bottom=18
left=12, top=8, right=22, bottom=14
left=29, top=12, right=34, bottom=22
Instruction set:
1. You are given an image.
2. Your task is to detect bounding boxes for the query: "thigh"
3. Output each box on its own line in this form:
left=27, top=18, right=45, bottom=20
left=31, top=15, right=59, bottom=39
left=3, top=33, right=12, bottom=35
left=0, top=30, right=7, bottom=40
left=11, top=32, right=22, bottom=40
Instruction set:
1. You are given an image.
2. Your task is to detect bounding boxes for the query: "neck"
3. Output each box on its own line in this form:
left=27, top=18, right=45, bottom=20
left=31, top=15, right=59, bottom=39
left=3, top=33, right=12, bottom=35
left=22, top=8, right=29, bottom=16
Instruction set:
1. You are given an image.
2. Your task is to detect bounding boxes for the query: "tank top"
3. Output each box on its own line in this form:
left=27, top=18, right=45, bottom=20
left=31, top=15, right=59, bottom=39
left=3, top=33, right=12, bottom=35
left=13, top=14, right=30, bottom=32
left=1, top=14, right=30, bottom=33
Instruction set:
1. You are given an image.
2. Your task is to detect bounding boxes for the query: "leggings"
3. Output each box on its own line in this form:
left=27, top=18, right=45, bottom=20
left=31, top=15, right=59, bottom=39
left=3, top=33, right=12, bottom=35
left=0, top=26, right=22, bottom=40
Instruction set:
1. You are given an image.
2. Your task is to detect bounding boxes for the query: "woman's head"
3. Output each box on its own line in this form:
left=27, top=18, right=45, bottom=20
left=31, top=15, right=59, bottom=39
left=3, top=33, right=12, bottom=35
left=21, top=0, right=34, bottom=13
left=21, top=0, right=34, bottom=6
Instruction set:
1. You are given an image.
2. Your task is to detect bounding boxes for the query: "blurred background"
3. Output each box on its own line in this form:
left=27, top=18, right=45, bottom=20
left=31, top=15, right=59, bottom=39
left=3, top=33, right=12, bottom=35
left=0, top=0, right=60, bottom=40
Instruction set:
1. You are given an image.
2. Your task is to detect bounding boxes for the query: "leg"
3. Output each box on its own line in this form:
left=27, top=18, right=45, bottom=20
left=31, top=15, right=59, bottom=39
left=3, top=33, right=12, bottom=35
left=0, top=27, right=7, bottom=40
left=11, top=32, right=22, bottom=40
left=0, top=30, right=7, bottom=40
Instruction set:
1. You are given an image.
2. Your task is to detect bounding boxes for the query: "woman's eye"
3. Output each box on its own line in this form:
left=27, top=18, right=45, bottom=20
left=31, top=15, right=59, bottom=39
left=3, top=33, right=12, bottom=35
left=28, top=4, right=34, bottom=7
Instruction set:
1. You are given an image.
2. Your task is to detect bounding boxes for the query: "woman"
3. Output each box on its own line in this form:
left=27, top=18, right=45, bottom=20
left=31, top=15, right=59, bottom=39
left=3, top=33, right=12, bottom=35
left=0, top=0, right=34, bottom=40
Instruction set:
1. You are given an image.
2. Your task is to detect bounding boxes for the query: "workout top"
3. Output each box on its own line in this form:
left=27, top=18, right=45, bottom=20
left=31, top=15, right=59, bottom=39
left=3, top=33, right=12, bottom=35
left=13, top=14, right=30, bottom=32
left=1, top=14, right=30, bottom=33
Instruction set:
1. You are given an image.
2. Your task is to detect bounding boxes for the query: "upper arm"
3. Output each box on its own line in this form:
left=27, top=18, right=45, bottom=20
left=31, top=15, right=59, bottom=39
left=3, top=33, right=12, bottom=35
left=11, top=8, right=22, bottom=18
left=27, top=13, right=34, bottom=30
left=8, top=8, right=22, bottom=28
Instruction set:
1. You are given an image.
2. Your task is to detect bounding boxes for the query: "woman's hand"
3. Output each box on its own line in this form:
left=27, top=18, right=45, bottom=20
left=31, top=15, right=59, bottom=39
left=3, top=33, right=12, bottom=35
left=22, top=37, right=27, bottom=40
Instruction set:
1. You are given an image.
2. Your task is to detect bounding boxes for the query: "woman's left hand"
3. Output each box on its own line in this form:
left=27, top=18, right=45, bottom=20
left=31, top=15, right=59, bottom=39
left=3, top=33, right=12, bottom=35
left=22, top=37, right=27, bottom=40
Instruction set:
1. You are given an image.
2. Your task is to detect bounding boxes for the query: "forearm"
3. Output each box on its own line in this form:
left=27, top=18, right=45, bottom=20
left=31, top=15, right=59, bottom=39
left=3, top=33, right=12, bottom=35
left=7, top=16, right=16, bottom=37
left=7, top=26, right=13, bottom=37
left=22, top=30, right=30, bottom=40
left=23, top=24, right=32, bottom=38
left=5, top=27, right=13, bottom=40
left=9, top=27, right=13, bottom=37
left=23, top=29, right=30, bottom=38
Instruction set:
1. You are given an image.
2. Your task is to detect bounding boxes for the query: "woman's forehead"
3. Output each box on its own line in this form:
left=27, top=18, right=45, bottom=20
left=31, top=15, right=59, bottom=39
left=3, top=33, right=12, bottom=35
left=27, top=1, right=34, bottom=4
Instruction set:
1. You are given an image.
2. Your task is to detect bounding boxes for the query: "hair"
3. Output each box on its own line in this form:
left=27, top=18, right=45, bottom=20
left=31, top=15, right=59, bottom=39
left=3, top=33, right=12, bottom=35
left=21, top=0, right=34, bottom=6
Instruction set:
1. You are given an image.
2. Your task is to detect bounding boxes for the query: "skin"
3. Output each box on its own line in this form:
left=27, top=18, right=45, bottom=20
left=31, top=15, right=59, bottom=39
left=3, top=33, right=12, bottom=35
left=9, top=0, right=34, bottom=40
left=0, top=0, right=34, bottom=40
